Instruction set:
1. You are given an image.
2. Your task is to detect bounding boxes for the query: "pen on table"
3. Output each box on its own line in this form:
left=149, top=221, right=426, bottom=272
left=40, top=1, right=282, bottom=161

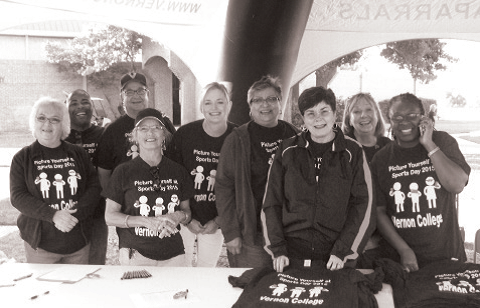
left=30, top=291, right=50, bottom=300
left=13, top=273, right=33, bottom=281
left=0, top=284, right=15, bottom=288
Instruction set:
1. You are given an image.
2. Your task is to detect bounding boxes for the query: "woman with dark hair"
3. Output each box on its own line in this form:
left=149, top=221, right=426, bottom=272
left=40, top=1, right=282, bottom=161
left=10, top=97, right=101, bottom=264
left=262, top=86, right=373, bottom=272
left=172, top=82, right=237, bottom=267
left=216, top=76, right=299, bottom=268
left=104, top=108, right=194, bottom=266
left=371, top=93, right=470, bottom=272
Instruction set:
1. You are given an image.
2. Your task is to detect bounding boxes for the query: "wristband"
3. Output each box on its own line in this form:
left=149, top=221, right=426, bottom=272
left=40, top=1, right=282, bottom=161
left=427, top=146, right=440, bottom=158
left=124, top=215, right=130, bottom=228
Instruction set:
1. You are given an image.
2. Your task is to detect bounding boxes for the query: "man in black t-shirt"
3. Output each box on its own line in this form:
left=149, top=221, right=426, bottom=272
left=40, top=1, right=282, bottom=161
left=65, top=89, right=106, bottom=265
left=96, top=73, right=176, bottom=191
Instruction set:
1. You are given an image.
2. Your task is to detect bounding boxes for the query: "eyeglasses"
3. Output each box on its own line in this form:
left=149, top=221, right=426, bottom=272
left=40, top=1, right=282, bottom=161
left=390, top=113, right=421, bottom=123
left=123, top=89, right=148, bottom=97
left=149, top=167, right=162, bottom=191
left=304, top=109, right=333, bottom=118
left=250, top=96, right=279, bottom=105
left=138, top=125, right=164, bottom=133
left=36, top=116, right=61, bottom=124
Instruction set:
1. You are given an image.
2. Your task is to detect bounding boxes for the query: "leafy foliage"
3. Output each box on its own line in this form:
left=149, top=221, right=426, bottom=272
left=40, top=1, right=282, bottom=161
left=45, top=24, right=142, bottom=76
left=315, top=51, right=363, bottom=87
left=380, top=39, right=457, bottom=84
left=446, top=92, right=467, bottom=108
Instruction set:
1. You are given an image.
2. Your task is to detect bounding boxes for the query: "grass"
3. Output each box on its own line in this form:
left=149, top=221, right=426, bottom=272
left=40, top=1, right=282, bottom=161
left=0, top=198, right=18, bottom=225
left=434, top=119, right=480, bottom=135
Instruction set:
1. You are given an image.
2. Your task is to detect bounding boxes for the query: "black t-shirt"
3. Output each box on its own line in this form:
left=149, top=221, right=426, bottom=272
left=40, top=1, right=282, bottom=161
left=65, top=125, right=104, bottom=166
left=371, top=131, right=470, bottom=266
left=96, top=115, right=136, bottom=171
left=248, top=120, right=298, bottom=230
left=232, top=266, right=380, bottom=308
left=379, top=259, right=480, bottom=308
left=307, top=133, right=334, bottom=182
left=35, top=144, right=87, bottom=254
left=104, top=156, right=195, bottom=261
left=172, top=120, right=237, bottom=225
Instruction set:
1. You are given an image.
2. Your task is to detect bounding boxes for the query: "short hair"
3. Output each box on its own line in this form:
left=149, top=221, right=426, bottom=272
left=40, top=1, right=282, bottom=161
left=29, top=97, right=70, bottom=140
left=247, top=75, right=282, bottom=104
left=66, top=89, right=92, bottom=105
left=298, top=86, right=336, bottom=116
left=387, top=93, right=425, bottom=121
left=342, top=93, right=386, bottom=137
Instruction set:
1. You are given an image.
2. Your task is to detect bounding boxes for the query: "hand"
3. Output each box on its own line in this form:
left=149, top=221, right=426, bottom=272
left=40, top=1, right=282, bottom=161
left=418, top=116, right=434, bottom=146
left=399, top=248, right=419, bottom=272
left=225, top=237, right=242, bottom=255
left=273, top=255, right=289, bottom=272
left=52, top=209, right=79, bottom=232
left=326, top=255, right=344, bottom=271
left=201, top=219, right=219, bottom=234
left=187, top=219, right=205, bottom=234
left=151, top=215, right=178, bottom=239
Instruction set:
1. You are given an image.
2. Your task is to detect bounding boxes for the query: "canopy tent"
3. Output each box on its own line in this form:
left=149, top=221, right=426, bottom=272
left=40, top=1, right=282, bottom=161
left=1, top=0, right=480, bottom=124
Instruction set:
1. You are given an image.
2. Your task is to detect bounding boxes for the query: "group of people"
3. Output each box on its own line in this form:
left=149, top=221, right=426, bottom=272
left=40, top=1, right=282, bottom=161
left=10, top=71, right=469, bottom=275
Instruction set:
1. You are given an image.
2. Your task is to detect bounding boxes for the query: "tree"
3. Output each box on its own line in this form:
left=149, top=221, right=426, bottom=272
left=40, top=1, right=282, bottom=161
left=446, top=92, right=467, bottom=108
left=315, top=51, right=363, bottom=87
left=46, top=24, right=142, bottom=76
left=45, top=24, right=143, bottom=113
left=380, top=39, right=457, bottom=94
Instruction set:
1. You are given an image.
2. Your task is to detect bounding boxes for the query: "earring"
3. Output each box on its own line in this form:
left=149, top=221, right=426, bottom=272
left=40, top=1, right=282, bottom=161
left=162, top=140, right=166, bottom=151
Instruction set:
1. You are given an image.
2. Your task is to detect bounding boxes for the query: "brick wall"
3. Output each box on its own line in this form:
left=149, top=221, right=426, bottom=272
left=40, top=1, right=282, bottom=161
left=0, top=59, right=141, bottom=132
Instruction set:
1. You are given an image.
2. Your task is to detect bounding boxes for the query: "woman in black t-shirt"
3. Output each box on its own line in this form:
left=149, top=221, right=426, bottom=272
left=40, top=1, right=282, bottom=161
left=10, top=97, right=101, bottom=264
left=172, top=82, right=236, bottom=267
left=104, top=108, right=194, bottom=266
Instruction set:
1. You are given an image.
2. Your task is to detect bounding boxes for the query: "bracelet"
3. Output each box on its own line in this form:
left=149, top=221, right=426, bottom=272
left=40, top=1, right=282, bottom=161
left=124, top=215, right=130, bottom=228
left=428, top=146, right=440, bottom=158
left=180, top=211, right=191, bottom=225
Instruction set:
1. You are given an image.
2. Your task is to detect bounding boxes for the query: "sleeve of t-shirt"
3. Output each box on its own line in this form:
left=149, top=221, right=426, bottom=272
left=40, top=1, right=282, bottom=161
left=103, top=164, right=126, bottom=206
left=171, top=129, right=184, bottom=165
left=434, top=132, right=471, bottom=176
left=96, top=126, right=115, bottom=170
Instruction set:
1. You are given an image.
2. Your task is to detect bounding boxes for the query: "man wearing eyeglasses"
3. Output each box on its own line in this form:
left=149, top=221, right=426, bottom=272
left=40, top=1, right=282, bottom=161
left=65, top=89, right=106, bottom=265
left=96, top=72, right=175, bottom=194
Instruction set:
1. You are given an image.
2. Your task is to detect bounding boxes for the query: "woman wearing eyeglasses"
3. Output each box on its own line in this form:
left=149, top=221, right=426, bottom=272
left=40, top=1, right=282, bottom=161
left=262, top=86, right=373, bottom=272
left=171, top=82, right=237, bottom=267
left=215, top=76, right=299, bottom=268
left=371, top=93, right=470, bottom=272
left=10, top=97, right=101, bottom=264
left=104, top=108, right=194, bottom=266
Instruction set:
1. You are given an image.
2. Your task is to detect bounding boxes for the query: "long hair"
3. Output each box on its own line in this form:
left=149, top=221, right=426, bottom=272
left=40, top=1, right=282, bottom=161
left=342, top=93, right=386, bottom=137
